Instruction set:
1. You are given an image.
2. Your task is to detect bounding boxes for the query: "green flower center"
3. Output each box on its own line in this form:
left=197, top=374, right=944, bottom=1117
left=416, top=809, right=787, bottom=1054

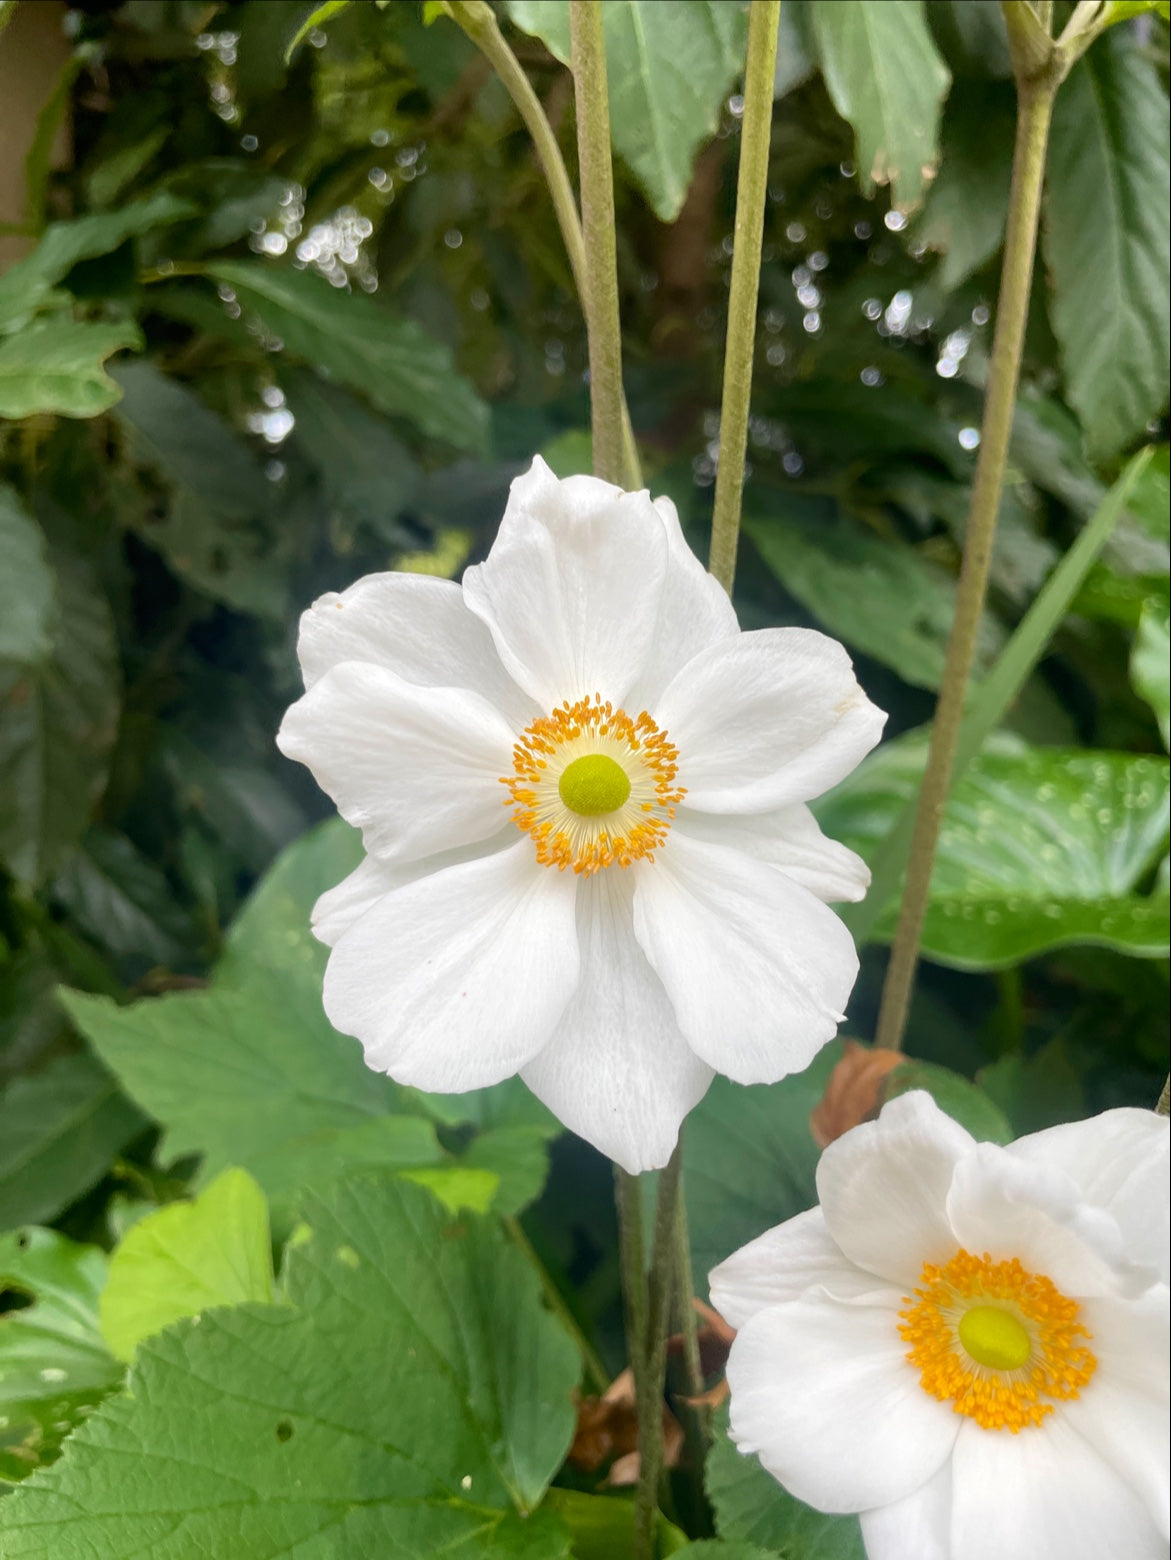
left=957, top=1305, right=1031, bottom=1372
left=558, top=754, right=632, bottom=817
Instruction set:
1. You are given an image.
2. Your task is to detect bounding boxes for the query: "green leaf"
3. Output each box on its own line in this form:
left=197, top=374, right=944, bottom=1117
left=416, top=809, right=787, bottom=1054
left=820, top=735, right=1171, bottom=969
left=99, top=1169, right=274, bottom=1362
left=0, top=1228, right=122, bottom=1487
left=808, top=0, right=951, bottom=211
left=285, top=0, right=352, bottom=60
left=0, top=193, right=194, bottom=330
left=205, top=261, right=491, bottom=454
left=1101, top=1, right=1171, bottom=23
left=0, top=555, right=121, bottom=885
left=0, top=1175, right=578, bottom=1554
left=707, top=1407, right=865, bottom=1559
left=543, top=1490, right=689, bottom=1559
left=917, top=80, right=1015, bottom=289
left=0, top=486, right=53, bottom=663
left=1132, top=597, right=1170, bottom=749
left=505, top=1, right=748, bottom=222
left=0, top=1052, right=144, bottom=1231
left=978, top=1037, right=1086, bottom=1137
left=884, top=1061, right=1013, bottom=1143
left=51, top=826, right=197, bottom=975
left=674, top=1545, right=777, bottom=1560
left=1044, top=33, right=1170, bottom=460
left=0, top=319, right=142, bottom=420
left=743, top=505, right=1005, bottom=691
left=685, top=1045, right=841, bottom=1292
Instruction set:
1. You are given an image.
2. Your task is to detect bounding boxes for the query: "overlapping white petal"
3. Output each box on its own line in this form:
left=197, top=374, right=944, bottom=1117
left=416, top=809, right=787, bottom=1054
left=713, top=1094, right=1170, bottom=1560
left=675, top=801, right=870, bottom=902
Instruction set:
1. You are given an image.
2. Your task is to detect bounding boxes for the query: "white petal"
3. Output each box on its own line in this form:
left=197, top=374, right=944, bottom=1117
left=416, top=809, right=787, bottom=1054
left=1010, top=1110, right=1170, bottom=1285
left=461, top=456, right=670, bottom=709
left=623, top=493, right=740, bottom=709
left=295, top=571, right=536, bottom=728
left=945, top=1142, right=1142, bottom=1299
left=322, top=841, right=580, bottom=1090
left=951, top=1412, right=1166, bottom=1560
left=277, top=662, right=515, bottom=864
left=860, top=1464, right=951, bottom=1560
left=631, top=833, right=858, bottom=1084
left=1064, top=1287, right=1171, bottom=1537
left=709, top=1208, right=898, bottom=1330
left=521, top=871, right=712, bottom=1174
left=311, top=830, right=516, bottom=947
left=726, top=1294, right=958, bottom=1513
left=654, top=627, right=886, bottom=812
left=815, top=1091, right=976, bottom=1287
left=675, top=801, right=870, bottom=903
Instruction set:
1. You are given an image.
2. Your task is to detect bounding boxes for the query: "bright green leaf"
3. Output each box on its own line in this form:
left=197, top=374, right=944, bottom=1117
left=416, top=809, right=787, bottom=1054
left=707, top=1407, right=865, bottom=1558
left=0, top=485, right=53, bottom=664
left=0, top=1175, right=579, bottom=1554
left=1132, top=598, right=1170, bottom=749
left=400, top=1163, right=500, bottom=1214
left=818, top=735, right=1171, bottom=969
left=809, top=0, right=951, bottom=211
left=99, top=1169, right=273, bottom=1362
left=0, top=1228, right=122, bottom=1487
left=0, top=1052, right=144, bottom=1232
left=284, top=0, right=352, bottom=60
left=1044, top=33, right=1170, bottom=460
left=0, top=319, right=142, bottom=420
left=206, top=261, right=491, bottom=454
left=505, top=1, right=748, bottom=222
left=885, top=1061, right=1013, bottom=1143
left=543, top=1489, right=689, bottom=1559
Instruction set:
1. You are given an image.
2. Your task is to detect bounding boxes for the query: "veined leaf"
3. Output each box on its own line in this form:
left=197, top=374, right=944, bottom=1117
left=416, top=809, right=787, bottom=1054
left=0, top=319, right=142, bottom=420
left=0, top=486, right=53, bottom=664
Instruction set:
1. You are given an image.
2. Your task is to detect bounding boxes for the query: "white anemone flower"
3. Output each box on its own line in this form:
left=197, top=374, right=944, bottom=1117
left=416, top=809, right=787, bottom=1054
left=710, top=1091, right=1170, bottom=1560
left=277, top=457, right=884, bottom=1172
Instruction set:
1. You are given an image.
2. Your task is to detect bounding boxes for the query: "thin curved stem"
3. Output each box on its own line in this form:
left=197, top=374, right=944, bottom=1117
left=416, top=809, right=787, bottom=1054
left=873, top=46, right=1060, bottom=1053
left=709, top=0, right=780, bottom=594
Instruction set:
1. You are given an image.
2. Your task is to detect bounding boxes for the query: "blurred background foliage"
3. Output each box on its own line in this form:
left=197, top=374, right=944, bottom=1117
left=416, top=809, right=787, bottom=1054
left=0, top=0, right=1167, bottom=1543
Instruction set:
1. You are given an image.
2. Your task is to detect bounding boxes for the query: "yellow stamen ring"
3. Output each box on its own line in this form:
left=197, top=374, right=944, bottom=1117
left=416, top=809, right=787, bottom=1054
left=899, top=1249, right=1096, bottom=1432
left=503, top=694, right=685, bottom=875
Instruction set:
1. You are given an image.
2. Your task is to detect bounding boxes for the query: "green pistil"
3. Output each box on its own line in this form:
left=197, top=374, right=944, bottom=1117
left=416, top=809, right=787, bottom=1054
left=958, top=1305, right=1031, bottom=1372
left=559, top=754, right=631, bottom=816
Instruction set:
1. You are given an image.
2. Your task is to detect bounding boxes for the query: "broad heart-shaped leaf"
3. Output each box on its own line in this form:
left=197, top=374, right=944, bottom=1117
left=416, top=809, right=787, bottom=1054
left=0, top=486, right=53, bottom=663
left=0, top=1175, right=579, bottom=1557
left=0, top=554, right=121, bottom=886
left=0, top=319, right=142, bottom=420
left=205, top=260, right=490, bottom=454
left=808, top=0, right=950, bottom=211
left=0, top=1228, right=122, bottom=1487
left=1044, top=31, right=1170, bottom=461
left=99, top=1169, right=274, bottom=1362
left=819, top=735, right=1170, bottom=969
left=504, top=1, right=747, bottom=222
left=685, top=1044, right=840, bottom=1295
left=707, top=1407, right=865, bottom=1559
left=1132, top=597, right=1170, bottom=749
left=743, top=504, right=1006, bottom=691
left=0, top=1052, right=144, bottom=1231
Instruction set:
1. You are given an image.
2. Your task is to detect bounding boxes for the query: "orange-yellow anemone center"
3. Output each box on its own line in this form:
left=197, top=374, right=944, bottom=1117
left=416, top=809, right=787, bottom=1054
left=899, top=1249, right=1096, bottom=1432
left=502, top=694, right=685, bottom=875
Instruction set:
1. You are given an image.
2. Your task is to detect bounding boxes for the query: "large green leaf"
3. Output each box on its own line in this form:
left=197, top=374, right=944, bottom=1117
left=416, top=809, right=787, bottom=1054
left=808, top=0, right=950, bottom=211
left=99, top=1169, right=274, bottom=1362
left=917, top=80, right=1015, bottom=288
left=504, top=1, right=747, bottom=222
left=1132, top=597, right=1170, bottom=749
left=1044, top=32, right=1170, bottom=460
left=0, top=486, right=53, bottom=664
left=707, top=1408, right=865, bottom=1559
left=0, top=319, right=142, bottom=420
left=205, top=261, right=490, bottom=454
left=685, top=1045, right=840, bottom=1293
left=51, top=826, right=197, bottom=976
left=818, top=735, right=1170, bottom=969
left=743, top=505, right=1005, bottom=691
left=0, top=557, right=121, bottom=885
left=0, top=1175, right=578, bottom=1556
left=0, top=1228, right=122, bottom=1487
left=0, top=1052, right=144, bottom=1231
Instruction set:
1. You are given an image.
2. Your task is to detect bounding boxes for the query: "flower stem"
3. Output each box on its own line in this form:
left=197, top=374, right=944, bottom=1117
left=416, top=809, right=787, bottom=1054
left=635, top=1142, right=685, bottom=1560
left=1158, top=1076, right=1170, bottom=1117
left=614, top=1163, right=648, bottom=1396
left=873, top=12, right=1062, bottom=1053
left=708, top=0, right=780, bottom=595
left=446, top=0, right=640, bottom=486
left=569, top=0, right=638, bottom=490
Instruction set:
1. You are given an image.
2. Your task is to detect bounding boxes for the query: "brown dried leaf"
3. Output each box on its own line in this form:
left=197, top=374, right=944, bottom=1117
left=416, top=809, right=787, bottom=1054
left=809, top=1038, right=902, bottom=1148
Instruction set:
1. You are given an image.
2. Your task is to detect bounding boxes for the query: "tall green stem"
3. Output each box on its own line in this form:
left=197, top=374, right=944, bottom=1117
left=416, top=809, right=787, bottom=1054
left=709, top=0, right=780, bottom=594
left=632, top=1144, right=685, bottom=1559
left=873, top=12, right=1061, bottom=1052
left=569, top=1, right=637, bottom=489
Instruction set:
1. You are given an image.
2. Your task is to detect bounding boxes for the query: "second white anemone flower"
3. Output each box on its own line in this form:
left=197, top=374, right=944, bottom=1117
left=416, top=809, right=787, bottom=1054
left=277, top=457, right=884, bottom=1172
